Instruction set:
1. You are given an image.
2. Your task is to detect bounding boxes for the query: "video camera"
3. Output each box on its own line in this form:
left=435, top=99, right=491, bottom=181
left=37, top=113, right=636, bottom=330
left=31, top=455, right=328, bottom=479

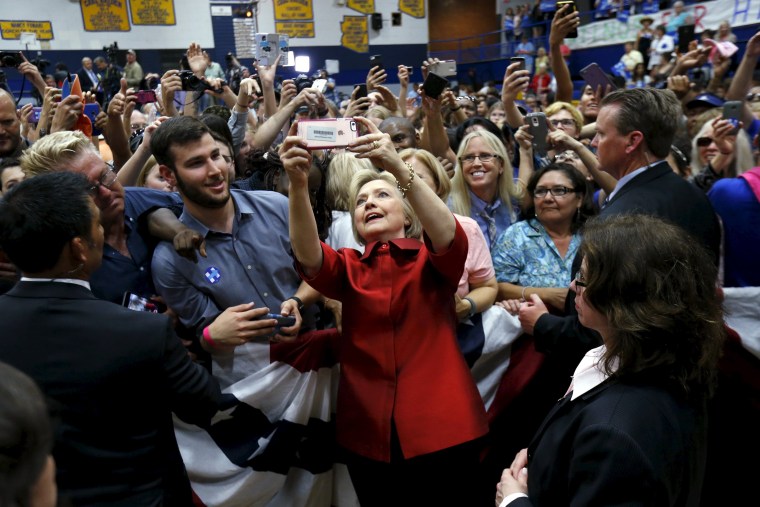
left=103, top=42, right=119, bottom=62
left=178, top=70, right=224, bottom=93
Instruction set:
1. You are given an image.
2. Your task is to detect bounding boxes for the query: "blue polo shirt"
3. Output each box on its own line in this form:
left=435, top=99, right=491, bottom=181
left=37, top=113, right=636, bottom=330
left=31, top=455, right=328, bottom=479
left=90, top=187, right=182, bottom=304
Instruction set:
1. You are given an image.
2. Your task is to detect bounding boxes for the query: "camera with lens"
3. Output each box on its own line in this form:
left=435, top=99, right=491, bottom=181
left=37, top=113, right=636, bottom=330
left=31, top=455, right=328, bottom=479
left=294, top=74, right=313, bottom=93
left=179, top=70, right=223, bottom=93
left=0, top=52, right=23, bottom=68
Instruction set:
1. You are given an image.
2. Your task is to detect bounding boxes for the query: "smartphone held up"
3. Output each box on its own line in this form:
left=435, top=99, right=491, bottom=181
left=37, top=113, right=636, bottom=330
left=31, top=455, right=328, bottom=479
left=555, top=1, right=578, bottom=38
left=297, top=118, right=359, bottom=150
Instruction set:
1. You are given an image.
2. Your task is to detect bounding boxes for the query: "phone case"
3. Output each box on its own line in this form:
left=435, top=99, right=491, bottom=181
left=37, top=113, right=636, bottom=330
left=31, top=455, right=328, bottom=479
left=370, top=54, right=383, bottom=70
left=723, top=100, right=742, bottom=134
left=580, top=63, right=616, bottom=97
left=429, top=60, right=457, bottom=77
left=422, top=72, right=449, bottom=99
left=311, top=79, right=327, bottom=93
left=256, top=33, right=287, bottom=66
left=354, top=83, right=367, bottom=99
left=278, top=34, right=290, bottom=66
left=527, top=112, right=549, bottom=155
left=556, top=1, right=578, bottom=38
left=297, top=118, right=359, bottom=150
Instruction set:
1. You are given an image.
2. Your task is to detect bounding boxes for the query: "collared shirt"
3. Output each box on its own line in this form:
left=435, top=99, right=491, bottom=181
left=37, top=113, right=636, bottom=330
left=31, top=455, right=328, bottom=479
left=467, top=189, right=518, bottom=250
left=151, top=189, right=313, bottom=389
left=491, top=218, right=580, bottom=288
left=298, top=220, right=488, bottom=462
left=606, top=164, right=649, bottom=202
left=90, top=187, right=182, bottom=304
left=570, top=345, right=617, bottom=400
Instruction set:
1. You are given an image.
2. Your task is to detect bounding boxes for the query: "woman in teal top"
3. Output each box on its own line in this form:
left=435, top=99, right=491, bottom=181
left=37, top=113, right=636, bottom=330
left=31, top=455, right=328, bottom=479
left=492, top=163, right=595, bottom=312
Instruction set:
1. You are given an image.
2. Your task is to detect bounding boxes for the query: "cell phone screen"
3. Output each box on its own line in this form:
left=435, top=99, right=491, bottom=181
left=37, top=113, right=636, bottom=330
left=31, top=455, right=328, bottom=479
left=422, top=72, right=449, bottom=99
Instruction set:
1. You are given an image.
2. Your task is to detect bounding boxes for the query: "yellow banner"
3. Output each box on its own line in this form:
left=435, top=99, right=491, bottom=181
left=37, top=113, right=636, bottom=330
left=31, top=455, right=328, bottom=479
left=130, top=0, right=175, bottom=26
left=275, top=21, right=315, bottom=38
left=347, top=0, right=375, bottom=15
left=340, top=15, right=368, bottom=54
left=81, top=0, right=130, bottom=32
left=399, top=0, right=425, bottom=18
left=0, top=20, right=53, bottom=40
left=274, top=0, right=314, bottom=21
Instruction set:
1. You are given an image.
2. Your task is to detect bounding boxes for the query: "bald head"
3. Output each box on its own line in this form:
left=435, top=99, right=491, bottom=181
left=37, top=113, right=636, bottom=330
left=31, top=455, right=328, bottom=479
left=0, top=90, right=21, bottom=158
left=379, top=117, right=419, bottom=151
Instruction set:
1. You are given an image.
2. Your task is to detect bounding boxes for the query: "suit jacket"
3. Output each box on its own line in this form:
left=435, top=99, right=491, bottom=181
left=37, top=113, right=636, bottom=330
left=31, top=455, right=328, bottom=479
left=513, top=379, right=707, bottom=506
left=0, top=281, right=221, bottom=506
left=77, top=67, right=99, bottom=91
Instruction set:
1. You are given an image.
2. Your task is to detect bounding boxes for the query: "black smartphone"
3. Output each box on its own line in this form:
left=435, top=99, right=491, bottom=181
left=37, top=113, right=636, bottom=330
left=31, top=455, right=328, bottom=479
left=369, top=54, right=383, bottom=70
left=354, top=83, right=367, bottom=99
left=723, top=100, right=742, bottom=134
left=526, top=112, right=549, bottom=155
left=579, top=63, right=617, bottom=97
left=510, top=56, right=526, bottom=73
left=421, top=72, right=449, bottom=99
left=556, top=1, right=578, bottom=38
left=678, top=24, right=695, bottom=54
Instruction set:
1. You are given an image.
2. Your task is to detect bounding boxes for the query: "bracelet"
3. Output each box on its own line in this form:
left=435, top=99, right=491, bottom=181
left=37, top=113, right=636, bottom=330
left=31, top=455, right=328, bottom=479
left=287, top=296, right=304, bottom=311
left=202, top=326, right=217, bottom=348
left=396, top=162, right=416, bottom=198
left=463, top=296, right=477, bottom=318
left=521, top=286, right=530, bottom=301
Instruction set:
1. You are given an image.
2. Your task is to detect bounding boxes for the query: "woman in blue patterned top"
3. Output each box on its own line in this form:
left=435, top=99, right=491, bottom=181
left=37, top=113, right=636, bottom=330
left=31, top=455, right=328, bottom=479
left=492, top=163, right=595, bottom=312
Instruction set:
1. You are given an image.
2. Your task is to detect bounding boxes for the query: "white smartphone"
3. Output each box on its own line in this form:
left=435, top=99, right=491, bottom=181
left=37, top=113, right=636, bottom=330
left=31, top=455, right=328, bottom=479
left=428, top=60, right=457, bottom=77
left=311, top=78, right=328, bottom=93
left=297, top=118, right=359, bottom=150
left=255, top=33, right=289, bottom=66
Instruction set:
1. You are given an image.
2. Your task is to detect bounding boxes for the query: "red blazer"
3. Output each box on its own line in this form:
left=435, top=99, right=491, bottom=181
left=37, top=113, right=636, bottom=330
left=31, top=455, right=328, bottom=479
left=300, top=220, right=488, bottom=462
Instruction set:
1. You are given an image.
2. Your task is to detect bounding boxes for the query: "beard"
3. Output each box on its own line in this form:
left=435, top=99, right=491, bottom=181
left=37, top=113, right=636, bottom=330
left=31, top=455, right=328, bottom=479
left=174, top=171, right=231, bottom=209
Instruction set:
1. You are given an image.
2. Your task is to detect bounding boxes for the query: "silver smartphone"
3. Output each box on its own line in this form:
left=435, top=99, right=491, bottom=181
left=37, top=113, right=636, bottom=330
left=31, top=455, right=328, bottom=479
left=723, top=100, right=742, bottom=134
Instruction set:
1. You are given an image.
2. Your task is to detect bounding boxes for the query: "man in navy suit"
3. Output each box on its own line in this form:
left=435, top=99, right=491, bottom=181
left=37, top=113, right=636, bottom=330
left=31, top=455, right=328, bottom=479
left=0, top=172, right=221, bottom=506
left=76, top=56, right=100, bottom=95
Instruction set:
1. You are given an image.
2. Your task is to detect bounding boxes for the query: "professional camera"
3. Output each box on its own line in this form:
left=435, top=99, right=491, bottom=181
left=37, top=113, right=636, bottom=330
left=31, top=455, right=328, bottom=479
left=294, top=74, right=313, bottom=93
left=0, top=52, right=23, bottom=68
left=179, top=70, right=223, bottom=93
left=103, top=42, right=119, bottom=62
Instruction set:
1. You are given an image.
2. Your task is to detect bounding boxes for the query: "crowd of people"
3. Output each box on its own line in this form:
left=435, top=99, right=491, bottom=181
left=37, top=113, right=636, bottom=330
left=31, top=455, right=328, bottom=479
left=0, top=3, right=759, bottom=506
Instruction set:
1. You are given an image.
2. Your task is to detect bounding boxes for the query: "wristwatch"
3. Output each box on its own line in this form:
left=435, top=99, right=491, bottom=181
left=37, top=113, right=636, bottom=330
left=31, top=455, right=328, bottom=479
left=287, top=296, right=304, bottom=312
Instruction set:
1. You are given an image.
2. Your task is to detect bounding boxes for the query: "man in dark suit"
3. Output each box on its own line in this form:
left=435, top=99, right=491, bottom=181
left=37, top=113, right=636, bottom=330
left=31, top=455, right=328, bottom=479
left=521, top=87, right=720, bottom=357
left=0, top=172, right=222, bottom=506
left=76, top=56, right=100, bottom=96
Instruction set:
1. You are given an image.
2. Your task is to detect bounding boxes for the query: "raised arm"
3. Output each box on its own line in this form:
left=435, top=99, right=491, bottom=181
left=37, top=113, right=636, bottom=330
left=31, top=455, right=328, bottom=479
left=502, top=61, right=530, bottom=129
left=549, top=3, right=578, bottom=102
left=725, top=31, right=760, bottom=129
left=349, top=116, right=456, bottom=252
left=280, top=122, right=323, bottom=276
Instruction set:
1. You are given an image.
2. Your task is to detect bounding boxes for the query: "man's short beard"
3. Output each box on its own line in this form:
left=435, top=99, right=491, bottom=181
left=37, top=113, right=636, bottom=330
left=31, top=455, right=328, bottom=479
left=174, top=171, right=230, bottom=209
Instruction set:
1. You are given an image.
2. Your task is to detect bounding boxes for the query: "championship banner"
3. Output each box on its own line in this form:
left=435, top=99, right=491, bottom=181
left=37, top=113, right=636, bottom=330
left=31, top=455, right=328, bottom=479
left=275, top=21, right=315, bottom=38
left=340, top=15, right=368, bottom=53
left=399, top=0, right=425, bottom=18
left=81, top=0, right=129, bottom=32
left=274, top=0, right=314, bottom=21
left=130, top=0, right=176, bottom=26
left=569, top=0, right=760, bottom=49
left=0, top=20, right=53, bottom=40
left=347, top=0, right=375, bottom=15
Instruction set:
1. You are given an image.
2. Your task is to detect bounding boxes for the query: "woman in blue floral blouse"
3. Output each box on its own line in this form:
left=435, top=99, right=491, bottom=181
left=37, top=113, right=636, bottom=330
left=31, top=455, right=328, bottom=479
left=491, top=162, right=595, bottom=312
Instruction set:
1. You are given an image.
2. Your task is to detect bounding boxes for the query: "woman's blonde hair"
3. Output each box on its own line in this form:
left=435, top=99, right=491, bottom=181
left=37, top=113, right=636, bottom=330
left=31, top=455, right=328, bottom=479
left=136, top=155, right=159, bottom=188
left=326, top=152, right=374, bottom=211
left=349, top=169, right=422, bottom=245
left=398, top=148, right=451, bottom=201
left=691, top=119, right=754, bottom=176
left=449, top=130, right=522, bottom=218
left=543, top=101, right=584, bottom=134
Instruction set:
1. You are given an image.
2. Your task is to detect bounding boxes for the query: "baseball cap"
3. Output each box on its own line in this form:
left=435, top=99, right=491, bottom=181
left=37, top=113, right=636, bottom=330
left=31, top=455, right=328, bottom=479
left=685, top=92, right=724, bottom=110
left=126, top=49, right=136, bottom=55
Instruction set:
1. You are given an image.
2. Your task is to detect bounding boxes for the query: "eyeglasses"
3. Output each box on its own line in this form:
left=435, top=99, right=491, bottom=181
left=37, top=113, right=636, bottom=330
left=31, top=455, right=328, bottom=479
left=86, top=164, right=117, bottom=195
left=554, top=151, right=580, bottom=163
left=573, top=273, right=587, bottom=291
left=696, top=137, right=714, bottom=147
left=549, top=118, right=576, bottom=128
left=533, top=186, right=576, bottom=198
left=746, top=92, right=760, bottom=102
left=461, top=153, right=499, bottom=164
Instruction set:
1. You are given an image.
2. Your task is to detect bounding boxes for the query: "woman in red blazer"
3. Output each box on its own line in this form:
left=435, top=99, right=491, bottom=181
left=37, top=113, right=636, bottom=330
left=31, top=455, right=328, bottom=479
left=281, top=116, right=488, bottom=506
